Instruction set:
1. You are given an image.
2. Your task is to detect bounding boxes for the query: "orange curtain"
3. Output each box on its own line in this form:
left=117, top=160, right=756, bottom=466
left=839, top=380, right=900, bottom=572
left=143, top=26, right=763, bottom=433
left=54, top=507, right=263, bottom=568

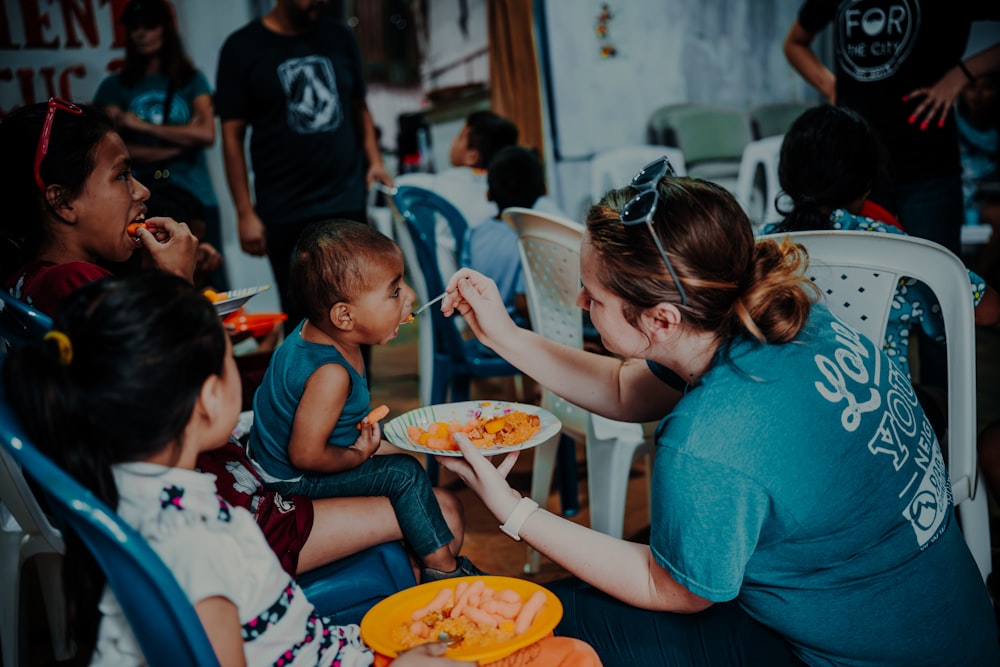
left=486, top=0, right=544, bottom=156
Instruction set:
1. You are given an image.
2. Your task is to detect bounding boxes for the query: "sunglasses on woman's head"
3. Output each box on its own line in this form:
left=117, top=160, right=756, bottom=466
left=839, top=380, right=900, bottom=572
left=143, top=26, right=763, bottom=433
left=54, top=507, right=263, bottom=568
left=34, top=97, right=84, bottom=193
left=620, top=155, right=688, bottom=306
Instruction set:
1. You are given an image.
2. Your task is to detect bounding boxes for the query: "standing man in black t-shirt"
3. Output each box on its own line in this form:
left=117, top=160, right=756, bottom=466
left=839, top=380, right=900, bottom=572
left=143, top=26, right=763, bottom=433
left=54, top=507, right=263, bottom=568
left=216, top=0, right=393, bottom=330
left=784, top=0, right=1000, bottom=255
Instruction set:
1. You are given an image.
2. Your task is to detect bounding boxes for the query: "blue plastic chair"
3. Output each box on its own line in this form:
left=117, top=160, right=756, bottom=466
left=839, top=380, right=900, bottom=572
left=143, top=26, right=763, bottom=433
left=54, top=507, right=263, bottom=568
left=0, top=397, right=221, bottom=667
left=0, top=290, right=52, bottom=351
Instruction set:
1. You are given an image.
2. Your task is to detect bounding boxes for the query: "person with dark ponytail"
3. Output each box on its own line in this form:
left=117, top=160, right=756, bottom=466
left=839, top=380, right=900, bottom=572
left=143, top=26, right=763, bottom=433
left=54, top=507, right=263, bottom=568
left=4, top=271, right=579, bottom=666
left=434, top=157, right=999, bottom=666
left=766, top=105, right=1000, bottom=383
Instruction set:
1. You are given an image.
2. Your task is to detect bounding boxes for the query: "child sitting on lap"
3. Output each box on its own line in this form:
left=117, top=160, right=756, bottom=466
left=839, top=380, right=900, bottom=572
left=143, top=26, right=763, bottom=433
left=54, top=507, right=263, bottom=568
left=248, top=220, right=483, bottom=582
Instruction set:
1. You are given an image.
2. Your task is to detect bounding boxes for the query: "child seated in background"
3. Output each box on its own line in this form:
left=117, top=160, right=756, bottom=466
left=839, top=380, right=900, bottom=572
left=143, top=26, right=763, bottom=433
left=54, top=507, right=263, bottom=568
left=460, top=146, right=547, bottom=321
left=247, top=220, right=484, bottom=582
left=435, top=110, right=520, bottom=227
left=764, top=104, right=1000, bottom=383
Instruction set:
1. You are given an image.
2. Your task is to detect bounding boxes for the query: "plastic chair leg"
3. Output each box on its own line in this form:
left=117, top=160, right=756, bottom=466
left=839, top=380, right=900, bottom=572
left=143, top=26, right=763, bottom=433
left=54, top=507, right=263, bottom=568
left=525, top=433, right=560, bottom=574
left=556, top=435, right=580, bottom=516
left=585, top=418, right=647, bottom=539
left=35, top=553, right=72, bottom=660
left=0, top=530, right=22, bottom=667
left=958, top=476, right=992, bottom=582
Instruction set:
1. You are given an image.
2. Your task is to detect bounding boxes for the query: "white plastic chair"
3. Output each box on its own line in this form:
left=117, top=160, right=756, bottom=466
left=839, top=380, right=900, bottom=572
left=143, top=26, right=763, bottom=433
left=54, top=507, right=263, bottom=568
left=761, top=230, right=991, bottom=581
left=735, top=135, right=785, bottom=231
left=0, top=444, right=72, bottom=667
left=505, top=207, right=654, bottom=572
left=590, top=145, right=687, bottom=206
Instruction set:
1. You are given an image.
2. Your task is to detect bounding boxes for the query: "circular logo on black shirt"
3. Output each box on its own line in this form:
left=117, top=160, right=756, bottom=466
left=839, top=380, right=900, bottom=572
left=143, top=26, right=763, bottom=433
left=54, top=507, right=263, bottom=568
left=836, top=0, right=920, bottom=82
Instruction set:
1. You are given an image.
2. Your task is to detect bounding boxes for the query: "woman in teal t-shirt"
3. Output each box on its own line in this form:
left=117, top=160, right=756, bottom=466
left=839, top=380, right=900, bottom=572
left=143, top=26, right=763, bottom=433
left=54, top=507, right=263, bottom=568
left=94, top=0, right=225, bottom=287
left=432, top=155, right=999, bottom=666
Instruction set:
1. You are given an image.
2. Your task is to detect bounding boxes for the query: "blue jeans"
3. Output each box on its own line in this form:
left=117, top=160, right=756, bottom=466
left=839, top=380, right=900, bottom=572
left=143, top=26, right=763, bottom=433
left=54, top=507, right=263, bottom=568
left=268, top=453, right=453, bottom=559
left=548, top=579, right=805, bottom=667
left=873, top=174, right=964, bottom=255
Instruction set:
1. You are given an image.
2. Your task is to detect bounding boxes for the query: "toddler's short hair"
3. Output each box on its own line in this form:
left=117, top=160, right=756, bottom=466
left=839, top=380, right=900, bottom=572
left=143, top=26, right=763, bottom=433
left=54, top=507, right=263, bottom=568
left=290, top=220, right=402, bottom=325
left=488, top=146, right=545, bottom=211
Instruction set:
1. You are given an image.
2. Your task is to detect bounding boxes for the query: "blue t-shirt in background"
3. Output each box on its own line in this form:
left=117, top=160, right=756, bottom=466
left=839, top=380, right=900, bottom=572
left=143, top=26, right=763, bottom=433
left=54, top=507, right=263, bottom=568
left=93, top=70, right=218, bottom=207
left=461, top=215, right=523, bottom=315
left=648, top=305, right=997, bottom=665
left=248, top=321, right=369, bottom=482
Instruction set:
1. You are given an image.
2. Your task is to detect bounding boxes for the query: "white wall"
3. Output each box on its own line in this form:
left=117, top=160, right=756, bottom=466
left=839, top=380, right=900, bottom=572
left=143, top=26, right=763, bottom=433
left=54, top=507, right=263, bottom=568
left=423, top=0, right=489, bottom=90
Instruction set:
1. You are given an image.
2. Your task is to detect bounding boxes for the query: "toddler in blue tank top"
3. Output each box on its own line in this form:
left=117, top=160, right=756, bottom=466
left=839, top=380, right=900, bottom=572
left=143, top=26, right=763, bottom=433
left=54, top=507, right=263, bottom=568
left=249, top=220, right=484, bottom=582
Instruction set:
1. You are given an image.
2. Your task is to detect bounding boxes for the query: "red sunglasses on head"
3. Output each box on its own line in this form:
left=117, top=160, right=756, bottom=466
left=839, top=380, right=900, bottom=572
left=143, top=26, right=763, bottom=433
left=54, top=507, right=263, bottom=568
left=34, top=97, right=84, bottom=193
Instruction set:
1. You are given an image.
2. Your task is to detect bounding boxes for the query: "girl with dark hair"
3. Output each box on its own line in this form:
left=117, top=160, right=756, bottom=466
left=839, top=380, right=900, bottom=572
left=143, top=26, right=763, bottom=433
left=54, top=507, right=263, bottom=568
left=0, top=99, right=198, bottom=313
left=765, top=105, right=1000, bottom=381
left=93, top=0, right=226, bottom=287
left=435, top=158, right=999, bottom=666
left=1, top=272, right=479, bottom=666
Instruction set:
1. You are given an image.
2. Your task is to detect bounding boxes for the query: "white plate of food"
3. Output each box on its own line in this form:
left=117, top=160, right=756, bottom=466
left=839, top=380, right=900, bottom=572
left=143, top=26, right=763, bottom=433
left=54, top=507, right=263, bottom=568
left=383, top=401, right=561, bottom=457
left=204, top=285, right=271, bottom=316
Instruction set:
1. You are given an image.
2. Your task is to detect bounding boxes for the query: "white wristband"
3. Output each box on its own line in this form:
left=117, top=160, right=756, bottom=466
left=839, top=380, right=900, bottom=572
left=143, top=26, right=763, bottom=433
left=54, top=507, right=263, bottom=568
left=499, top=497, right=539, bottom=541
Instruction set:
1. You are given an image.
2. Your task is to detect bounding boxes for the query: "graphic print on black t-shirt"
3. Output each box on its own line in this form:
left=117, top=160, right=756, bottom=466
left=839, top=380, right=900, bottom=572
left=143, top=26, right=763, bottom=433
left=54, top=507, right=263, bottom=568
left=836, top=0, right=920, bottom=82
left=277, top=55, right=343, bottom=134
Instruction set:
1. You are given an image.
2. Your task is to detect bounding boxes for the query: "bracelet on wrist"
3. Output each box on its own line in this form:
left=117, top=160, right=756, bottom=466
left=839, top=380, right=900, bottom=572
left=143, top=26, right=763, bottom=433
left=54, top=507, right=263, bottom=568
left=958, top=61, right=976, bottom=83
left=499, top=497, right=539, bottom=541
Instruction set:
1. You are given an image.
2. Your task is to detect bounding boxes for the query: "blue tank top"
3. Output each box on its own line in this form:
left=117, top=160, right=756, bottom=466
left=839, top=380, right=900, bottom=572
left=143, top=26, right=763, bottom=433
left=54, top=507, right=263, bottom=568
left=248, top=321, right=369, bottom=482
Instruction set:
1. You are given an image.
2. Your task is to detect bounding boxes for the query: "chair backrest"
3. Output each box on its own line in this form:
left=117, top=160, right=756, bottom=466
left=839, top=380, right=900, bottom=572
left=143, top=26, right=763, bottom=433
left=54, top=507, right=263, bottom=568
left=0, top=400, right=220, bottom=666
left=590, top=145, right=687, bottom=206
left=749, top=102, right=813, bottom=139
left=653, top=104, right=754, bottom=167
left=762, top=230, right=986, bottom=575
left=735, top=135, right=785, bottom=229
left=646, top=103, right=698, bottom=146
left=393, top=185, right=470, bottom=264
left=1, top=290, right=53, bottom=352
left=504, top=207, right=590, bottom=434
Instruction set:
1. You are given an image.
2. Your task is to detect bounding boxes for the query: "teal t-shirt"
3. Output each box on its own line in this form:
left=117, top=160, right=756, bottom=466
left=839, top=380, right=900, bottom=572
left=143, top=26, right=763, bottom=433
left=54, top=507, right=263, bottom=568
left=649, top=305, right=997, bottom=665
left=248, top=321, right=369, bottom=482
left=93, top=70, right=218, bottom=207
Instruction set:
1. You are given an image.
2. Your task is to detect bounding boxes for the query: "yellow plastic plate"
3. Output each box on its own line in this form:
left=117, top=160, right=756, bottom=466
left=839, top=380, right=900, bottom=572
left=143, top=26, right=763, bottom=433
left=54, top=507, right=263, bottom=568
left=360, top=575, right=562, bottom=663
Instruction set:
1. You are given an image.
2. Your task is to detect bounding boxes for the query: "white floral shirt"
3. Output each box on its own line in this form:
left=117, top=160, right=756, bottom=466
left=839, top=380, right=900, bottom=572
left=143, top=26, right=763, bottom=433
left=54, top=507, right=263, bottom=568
left=90, top=463, right=373, bottom=667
